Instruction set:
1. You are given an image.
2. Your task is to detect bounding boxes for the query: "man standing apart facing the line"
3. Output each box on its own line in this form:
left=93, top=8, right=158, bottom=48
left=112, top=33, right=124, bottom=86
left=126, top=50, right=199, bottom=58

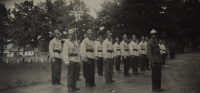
left=147, top=29, right=164, bottom=92
left=63, top=29, right=80, bottom=92
left=103, top=31, right=115, bottom=83
left=49, top=29, right=62, bottom=86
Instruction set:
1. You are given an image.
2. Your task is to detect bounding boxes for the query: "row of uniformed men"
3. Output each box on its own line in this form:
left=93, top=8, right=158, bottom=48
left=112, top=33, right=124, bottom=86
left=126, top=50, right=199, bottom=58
left=49, top=29, right=167, bottom=92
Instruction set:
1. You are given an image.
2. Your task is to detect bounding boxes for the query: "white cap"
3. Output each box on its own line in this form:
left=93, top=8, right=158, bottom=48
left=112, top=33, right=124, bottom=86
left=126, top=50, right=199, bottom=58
left=123, top=34, right=127, bottom=38
left=150, top=29, right=157, bottom=34
left=68, top=29, right=74, bottom=35
left=63, top=31, right=67, bottom=35
left=116, top=37, right=119, bottom=41
left=132, top=34, right=136, bottom=38
left=100, top=27, right=104, bottom=31
left=106, top=30, right=112, bottom=35
left=54, top=29, right=60, bottom=33
left=87, top=29, right=93, bottom=34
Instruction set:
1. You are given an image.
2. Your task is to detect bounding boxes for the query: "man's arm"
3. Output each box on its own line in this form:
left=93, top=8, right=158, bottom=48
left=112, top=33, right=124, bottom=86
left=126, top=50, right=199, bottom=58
left=94, top=43, right=98, bottom=57
left=138, top=42, right=142, bottom=55
left=129, top=43, right=133, bottom=56
left=103, top=40, right=107, bottom=59
left=80, top=39, right=87, bottom=60
left=120, top=42, right=125, bottom=57
left=49, top=40, right=54, bottom=58
left=62, top=41, right=69, bottom=64
left=114, top=43, right=117, bottom=57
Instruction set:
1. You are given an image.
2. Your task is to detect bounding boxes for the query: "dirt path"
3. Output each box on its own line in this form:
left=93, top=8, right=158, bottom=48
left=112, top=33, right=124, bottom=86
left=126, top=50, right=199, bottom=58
left=2, top=52, right=200, bottom=93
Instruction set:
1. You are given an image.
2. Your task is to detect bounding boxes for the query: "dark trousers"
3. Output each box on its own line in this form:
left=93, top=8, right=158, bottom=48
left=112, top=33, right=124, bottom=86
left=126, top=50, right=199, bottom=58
left=51, top=58, right=62, bottom=85
left=141, top=54, right=147, bottom=71
left=115, top=55, right=121, bottom=71
left=76, top=62, right=81, bottom=80
left=122, top=56, right=130, bottom=76
left=162, top=53, right=167, bottom=65
left=67, top=61, right=78, bottom=88
left=130, top=56, right=139, bottom=73
left=146, top=58, right=150, bottom=69
left=97, top=57, right=103, bottom=75
left=83, top=58, right=95, bottom=85
left=151, top=63, right=162, bottom=90
left=104, top=58, right=113, bottom=81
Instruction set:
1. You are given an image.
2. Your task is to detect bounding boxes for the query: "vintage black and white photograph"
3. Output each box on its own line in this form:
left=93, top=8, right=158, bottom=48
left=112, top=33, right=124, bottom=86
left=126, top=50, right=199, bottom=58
left=0, top=0, right=200, bottom=93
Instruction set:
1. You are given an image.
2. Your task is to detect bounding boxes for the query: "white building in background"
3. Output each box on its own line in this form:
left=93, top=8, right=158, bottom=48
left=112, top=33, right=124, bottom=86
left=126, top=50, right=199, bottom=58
left=4, top=44, right=35, bottom=57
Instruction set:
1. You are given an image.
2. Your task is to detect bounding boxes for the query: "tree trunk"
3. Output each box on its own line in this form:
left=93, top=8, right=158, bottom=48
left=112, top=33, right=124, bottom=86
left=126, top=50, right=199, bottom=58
left=0, top=46, right=3, bottom=63
left=35, top=38, right=38, bottom=48
left=23, top=45, right=25, bottom=62
left=17, top=46, right=20, bottom=63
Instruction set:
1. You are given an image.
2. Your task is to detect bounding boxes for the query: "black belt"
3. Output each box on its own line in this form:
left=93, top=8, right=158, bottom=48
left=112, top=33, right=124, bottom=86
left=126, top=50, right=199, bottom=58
left=98, top=50, right=102, bottom=52
left=125, top=49, right=129, bottom=51
left=117, top=49, right=120, bottom=51
left=107, top=50, right=113, bottom=53
left=86, top=49, right=93, bottom=52
left=141, top=49, right=145, bottom=50
left=69, top=54, right=78, bottom=57
left=133, top=49, right=138, bottom=51
left=54, top=50, right=61, bottom=53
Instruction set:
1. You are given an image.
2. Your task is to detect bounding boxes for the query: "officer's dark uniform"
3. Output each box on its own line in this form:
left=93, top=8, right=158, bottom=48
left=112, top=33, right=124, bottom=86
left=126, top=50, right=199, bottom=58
left=147, top=36, right=163, bottom=91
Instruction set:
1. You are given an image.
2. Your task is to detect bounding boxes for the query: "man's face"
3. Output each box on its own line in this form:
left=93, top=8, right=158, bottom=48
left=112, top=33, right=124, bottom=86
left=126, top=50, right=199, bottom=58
left=87, top=33, right=93, bottom=39
left=152, top=34, right=156, bottom=39
left=123, top=37, right=127, bottom=42
left=127, top=39, right=130, bottom=43
left=55, top=32, right=61, bottom=39
left=116, top=39, right=120, bottom=43
left=107, top=34, right=112, bottom=39
left=146, top=37, right=149, bottom=41
left=136, top=40, right=139, bottom=43
left=159, top=40, right=162, bottom=44
left=75, top=34, right=77, bottom=39
left=68, top=34, right=74, bottom=40
left=142, top=38, right=145, bottom=42
left=132, top=36, right=136, bottom=41
left=99, top=36, right=103, bottom=42
left=162, top=41, right=165, bottom=44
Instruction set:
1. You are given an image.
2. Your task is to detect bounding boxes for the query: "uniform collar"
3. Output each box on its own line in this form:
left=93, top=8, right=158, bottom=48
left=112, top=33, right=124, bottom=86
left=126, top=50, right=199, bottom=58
left=115, top=42, right=119, bottom=44
left=54, top=37, right=60, bottom=42
left=86, top=37, right=91, bottom=41
left=122, top=40, right=126, bottom=43
left=106, top=38, right=111, bottom=42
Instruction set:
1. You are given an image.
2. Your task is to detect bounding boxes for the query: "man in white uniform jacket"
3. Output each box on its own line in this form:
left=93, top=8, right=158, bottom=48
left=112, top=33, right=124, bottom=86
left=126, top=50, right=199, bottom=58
left=139, top=36, right=148, bottom=72
left=80, top=29, right=96, bottom=87
left=63, top=29, right=80, bottom=92
left=129, top=35, right=140, bottom=75
left=120, top=34, right=131, bottom=77
left=114, top=37, right=121, bottom=72
left=95, top=35, right=104, bottom=76
left=161, top=40, right=167, bottom=65
left=103, top=31, right=115, bottom=83
left=49, top=29, right=62, bottom=86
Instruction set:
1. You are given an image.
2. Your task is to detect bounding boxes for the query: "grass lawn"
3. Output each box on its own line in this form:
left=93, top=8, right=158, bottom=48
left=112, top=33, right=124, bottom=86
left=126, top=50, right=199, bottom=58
left=0, top=61, right=68, bottom=91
